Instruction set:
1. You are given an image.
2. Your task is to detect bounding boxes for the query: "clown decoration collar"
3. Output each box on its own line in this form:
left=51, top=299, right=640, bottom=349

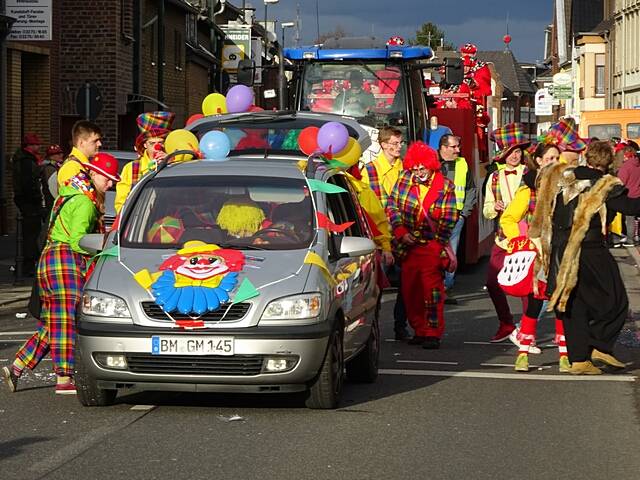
left=134, top=241, right=246, bottom=316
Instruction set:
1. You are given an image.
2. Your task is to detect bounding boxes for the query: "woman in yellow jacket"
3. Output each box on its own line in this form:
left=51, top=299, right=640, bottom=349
left=500, top=143, right=569, bottom=372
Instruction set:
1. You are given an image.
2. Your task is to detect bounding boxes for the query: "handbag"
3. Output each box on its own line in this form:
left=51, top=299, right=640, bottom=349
left=27, top=196, right=70, bottom=319
left=497, top=235, right=546, bottom=298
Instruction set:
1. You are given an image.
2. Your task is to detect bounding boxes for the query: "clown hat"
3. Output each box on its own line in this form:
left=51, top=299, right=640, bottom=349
left=87, top=153, right=121, bottom=182
left=148, top=216, right=186, bottom=244
left=491, top=123, right=531, bottom=162
left=135, top=111, right=175, bottom=153
left=545, top=118, right=587, bottom=152
left=403, top=141, right=440, bottom=171
left=460, top=43, right=478, bottom=56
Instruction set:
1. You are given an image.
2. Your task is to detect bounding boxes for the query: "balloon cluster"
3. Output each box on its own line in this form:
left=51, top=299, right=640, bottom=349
left=297, top=122, right=362, bottom=168
left=200, top=85, right=255, bottom=117
left=163, top=128, right=231, bottom=162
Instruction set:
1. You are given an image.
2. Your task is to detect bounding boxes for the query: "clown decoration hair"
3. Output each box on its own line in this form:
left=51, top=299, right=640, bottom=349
left=403, top=141, right=441, bottom=171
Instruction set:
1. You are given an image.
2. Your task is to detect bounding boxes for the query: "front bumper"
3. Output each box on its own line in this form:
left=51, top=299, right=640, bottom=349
left=77, top=319, right=331, bottom=393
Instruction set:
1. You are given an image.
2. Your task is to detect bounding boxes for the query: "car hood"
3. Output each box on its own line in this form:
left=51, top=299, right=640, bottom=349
left=89, top=246, right=322, bottom=328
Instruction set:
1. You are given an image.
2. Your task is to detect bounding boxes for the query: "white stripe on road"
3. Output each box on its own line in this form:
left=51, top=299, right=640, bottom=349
left=397, top=360, right=459, bottom=366
left=464, top=341, right=511, bottom=346
left=0, top=340, right=28, bottom=343
left=0, top=331, right=33, bottom=336
left=481, top=362, right=551, bottom=370
left=379, top=368, right=636, bottom=382
left=130, top=405, right=156, bottom=411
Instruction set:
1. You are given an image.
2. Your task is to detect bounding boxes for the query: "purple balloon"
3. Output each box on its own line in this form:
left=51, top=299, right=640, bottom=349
left=226, top=85, right=254, bottom=113
left=317, top=122, right=349, bottom=154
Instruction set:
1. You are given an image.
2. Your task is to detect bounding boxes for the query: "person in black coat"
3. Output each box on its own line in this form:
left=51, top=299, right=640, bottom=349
left=12, top=133, right=44, bottom=276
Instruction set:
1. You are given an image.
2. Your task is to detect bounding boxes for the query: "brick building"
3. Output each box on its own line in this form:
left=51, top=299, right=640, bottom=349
left=0, top=0, right=237, bottom=234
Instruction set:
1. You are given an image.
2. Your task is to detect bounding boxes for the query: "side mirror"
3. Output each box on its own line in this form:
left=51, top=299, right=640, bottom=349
left=444, top=57, right=463, bottom=86
left=338, top=236, right=375, bottom=257
left=237, top=58, right=254, bottom=87
left=79, top=233, right=105, bottom=255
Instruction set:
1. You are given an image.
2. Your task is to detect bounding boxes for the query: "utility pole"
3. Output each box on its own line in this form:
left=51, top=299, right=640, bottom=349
left=294, top=2, right=300, bottom=47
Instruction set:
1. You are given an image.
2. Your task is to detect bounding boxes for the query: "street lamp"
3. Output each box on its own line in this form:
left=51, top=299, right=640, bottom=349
left=264, top=0, right=279, bottom=41
left=281, top=21, right=295, bottom=50
left=279, top=22, right=295, bottom=111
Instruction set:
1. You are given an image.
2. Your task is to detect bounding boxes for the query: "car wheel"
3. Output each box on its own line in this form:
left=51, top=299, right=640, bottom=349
left=74, top=347, right=117, bottom=407
left=305, top=321, right=344, bottom=409
left=346, top=305, right=380, bottom=383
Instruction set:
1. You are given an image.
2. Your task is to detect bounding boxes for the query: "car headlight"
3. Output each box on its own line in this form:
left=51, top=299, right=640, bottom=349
left=82, top=292, right=131, bottom=318
left=261, top=293, right=321, bottom=321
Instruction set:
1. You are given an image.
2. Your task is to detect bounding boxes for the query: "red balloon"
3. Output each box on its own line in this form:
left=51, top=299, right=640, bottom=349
left=248, top=105, right=264, bottom=112
left=298, top=126, right=320, bottom=156
left=503, top=34, right=512, bottom=44
left=186, top=113, right=204, bottom=126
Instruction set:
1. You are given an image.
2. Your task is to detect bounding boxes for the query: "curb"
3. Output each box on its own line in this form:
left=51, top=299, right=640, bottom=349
left=623, top=246, right=640, bottom=331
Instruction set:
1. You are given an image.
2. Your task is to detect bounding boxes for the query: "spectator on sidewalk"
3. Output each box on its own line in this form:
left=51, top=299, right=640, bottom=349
left=57, top=120, right=102, bottom=188
left=2, top=153, right=120, bottom=394
left=40, top=144, right=65, bottom=217
left=616, top=143, right=640, bottom=245
left=483, top=123, right=528, bottom=343
left=12, top=133, right=44, bottom=276
left=386, top=142, right=458, bottom=349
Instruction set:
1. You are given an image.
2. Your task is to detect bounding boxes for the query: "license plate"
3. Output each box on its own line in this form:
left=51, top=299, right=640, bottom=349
left=151, top=336, right=234, bottom=356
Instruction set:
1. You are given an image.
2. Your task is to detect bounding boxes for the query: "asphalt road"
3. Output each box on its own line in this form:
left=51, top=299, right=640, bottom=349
left=1, top=260, right=639, bottom=480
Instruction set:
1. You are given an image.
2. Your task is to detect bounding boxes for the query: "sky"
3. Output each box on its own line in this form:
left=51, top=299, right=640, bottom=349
left=253, top=0, right=555, bottom=63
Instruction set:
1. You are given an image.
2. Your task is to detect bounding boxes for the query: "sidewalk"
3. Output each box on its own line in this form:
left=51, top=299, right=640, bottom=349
left=0, top=233, right=33, bottom=310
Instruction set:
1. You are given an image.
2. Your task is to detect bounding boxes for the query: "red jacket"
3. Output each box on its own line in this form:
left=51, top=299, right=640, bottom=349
left=618, top=156, right=640, bottom=198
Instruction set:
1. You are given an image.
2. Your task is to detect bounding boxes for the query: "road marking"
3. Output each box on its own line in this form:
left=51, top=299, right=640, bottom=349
left=0, top=340, right=29, bottom=343
left=379, top=368, right=636, bottom=382
left=0, top=331, right=33, bottom=336
left=381, top=293, right=396, bottom=304
left=481, top=362, right=551, bottom=370
left=397, top=360, right=459, bottom=366
left=130, top=405, right=156, bottom=411
left=464, top=341, right=510, bottom=346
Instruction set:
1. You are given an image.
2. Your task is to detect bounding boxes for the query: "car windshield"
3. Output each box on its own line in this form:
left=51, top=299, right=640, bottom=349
left=300, top=62, right=406, bottom=127
left=121, top=175, right=315, bottom=250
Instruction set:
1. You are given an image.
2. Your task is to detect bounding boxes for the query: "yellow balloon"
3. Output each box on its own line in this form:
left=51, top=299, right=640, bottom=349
left=333, top=137, right=362, bottom=168
left=164, top=129, right=199, bottom=162
left=202, top=93, right=228, bottom=116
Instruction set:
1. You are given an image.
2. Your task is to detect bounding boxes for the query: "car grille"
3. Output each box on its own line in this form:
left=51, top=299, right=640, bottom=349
left=141, top=302, right=251, bottom=322
left=125, top=354, right=264, bottom=375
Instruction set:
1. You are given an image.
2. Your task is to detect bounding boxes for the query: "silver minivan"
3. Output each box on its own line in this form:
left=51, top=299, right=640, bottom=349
left=75, top=112, right=381, bottom=409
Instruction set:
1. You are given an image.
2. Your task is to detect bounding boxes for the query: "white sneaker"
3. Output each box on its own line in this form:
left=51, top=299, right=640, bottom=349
left=508, top=328, right=542, bottom=354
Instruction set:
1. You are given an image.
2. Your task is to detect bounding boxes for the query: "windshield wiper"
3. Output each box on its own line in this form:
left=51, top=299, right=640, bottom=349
left=356, top=60, right=396, bottom=92
left=217, top=113, right=297, bottom=125
left=216, top=242, right=267, bottom=251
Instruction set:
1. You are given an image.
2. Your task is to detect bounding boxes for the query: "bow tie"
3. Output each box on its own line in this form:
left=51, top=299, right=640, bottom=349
left=504, top=170, right=518, bottom=176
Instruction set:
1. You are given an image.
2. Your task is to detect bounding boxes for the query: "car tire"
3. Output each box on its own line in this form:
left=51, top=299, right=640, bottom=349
left=346, top=310, right=380, bottom=384
left=74, top=347, right=117, bottom=407
left=305, top=321, right=344, bottom=409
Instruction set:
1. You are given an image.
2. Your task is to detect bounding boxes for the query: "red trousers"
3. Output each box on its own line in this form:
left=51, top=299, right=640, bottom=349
left=401, top=242, right=445, bottom=338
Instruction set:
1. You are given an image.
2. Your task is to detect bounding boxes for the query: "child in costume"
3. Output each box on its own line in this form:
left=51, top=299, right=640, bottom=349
left=3, top=154, right=121, bottom=394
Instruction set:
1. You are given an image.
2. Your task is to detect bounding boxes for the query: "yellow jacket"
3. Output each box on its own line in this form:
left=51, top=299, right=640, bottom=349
left=114, top=151, right=155, bottom=213
left=58, top=147, right=89, bottom=187
left=499, top=185, right=531, bottom=242
left=344, top=172, right=392, bottom=252
left=360, top=151, right=403, bottom=203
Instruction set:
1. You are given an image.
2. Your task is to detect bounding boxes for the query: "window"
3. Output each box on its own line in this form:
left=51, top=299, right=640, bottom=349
left=325, top=174, right=367, bottom=258
left=627, top=123, right=640, bottom=139
left=174, top=29, right=183, bottom=69
left=186, top=13, right=197, bottom=45
left=595, top=53, right=605, bottom=96
left=588, top=123, right=621, bottom=139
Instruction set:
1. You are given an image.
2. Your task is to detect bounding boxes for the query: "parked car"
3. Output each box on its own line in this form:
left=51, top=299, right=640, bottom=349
left=75, top=112, right=381, bottom=409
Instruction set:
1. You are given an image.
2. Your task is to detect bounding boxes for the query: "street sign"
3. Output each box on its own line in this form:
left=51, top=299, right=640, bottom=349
left=535, top=88, right=553, bottom=116
left=7, top=0, right=51, bottom=41
left=75, top=83, right=103, bottom=121
left=552, top=72, right=573, bottom=100
left=221, top=24, right=252, bottom=74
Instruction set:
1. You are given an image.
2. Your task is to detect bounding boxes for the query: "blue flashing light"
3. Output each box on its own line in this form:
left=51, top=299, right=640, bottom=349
left=284, top=45, right=433, bottom=61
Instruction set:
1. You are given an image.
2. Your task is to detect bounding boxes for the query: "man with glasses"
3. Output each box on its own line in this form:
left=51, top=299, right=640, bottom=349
left=361, top=126, right=409, bottom=340
left=115, top=111, right=174, bottom=213
left=438, top=134, right=477, bottom=301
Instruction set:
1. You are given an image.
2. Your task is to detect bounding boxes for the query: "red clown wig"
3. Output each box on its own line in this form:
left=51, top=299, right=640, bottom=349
left=403, top=141, right=441, bottom=171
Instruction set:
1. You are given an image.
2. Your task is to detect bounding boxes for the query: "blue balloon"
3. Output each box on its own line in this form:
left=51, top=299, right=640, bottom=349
left=200, top=130, right=231, bottom=160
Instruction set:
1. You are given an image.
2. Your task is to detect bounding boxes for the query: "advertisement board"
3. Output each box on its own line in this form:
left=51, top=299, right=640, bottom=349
left=7, top=0, right=51, bottom=41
